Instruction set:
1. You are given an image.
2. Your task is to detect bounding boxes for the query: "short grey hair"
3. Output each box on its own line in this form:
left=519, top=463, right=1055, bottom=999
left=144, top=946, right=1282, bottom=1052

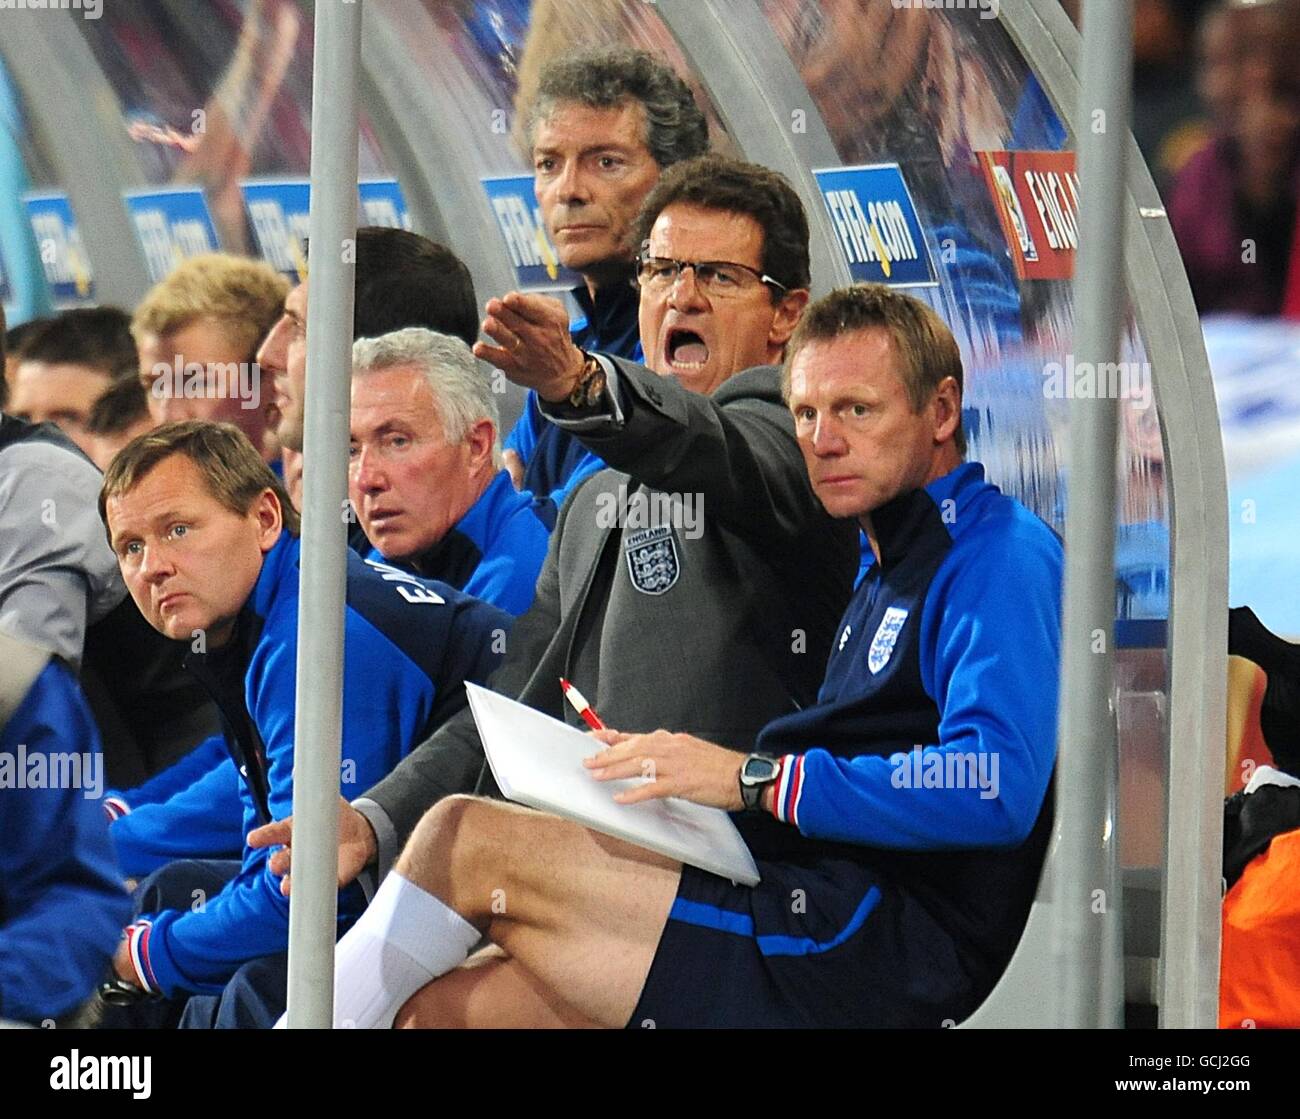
left=351, top=328, right=502, bottom=467
left=526, top=47, right=708, bottom=170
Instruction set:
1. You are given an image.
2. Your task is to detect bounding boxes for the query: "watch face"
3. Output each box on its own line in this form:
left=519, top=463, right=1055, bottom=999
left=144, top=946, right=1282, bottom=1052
left=743, top=755, right=778, bottom=783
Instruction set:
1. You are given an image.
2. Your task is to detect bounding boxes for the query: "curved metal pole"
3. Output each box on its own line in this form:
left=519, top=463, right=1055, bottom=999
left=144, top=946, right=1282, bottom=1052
left=1051, top=0, right=1132, bottom=1029
left=358, top=5, right=526, bottom=431
left=1001, top=0, right=1228, bottom=1030
left=284, top=0, right=362, bottom=1030
left=653, top=0, right=853, bottom=297
left=0, top=7, right=151, bottom=307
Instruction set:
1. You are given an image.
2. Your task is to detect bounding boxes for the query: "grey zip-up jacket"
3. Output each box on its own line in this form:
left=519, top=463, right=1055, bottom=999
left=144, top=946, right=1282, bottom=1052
left=355, top=359, right=859, bottom=873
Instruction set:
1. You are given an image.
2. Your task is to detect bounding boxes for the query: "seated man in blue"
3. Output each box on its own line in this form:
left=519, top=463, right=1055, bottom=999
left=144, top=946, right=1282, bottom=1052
left=0, top=632, right=131, bottom=1026
left=103, top=327, right=549, bottom=882
left=349, top=329, right=548, bottom=619
left=322, top=283, right=1062, bottom=1030
left=96, top=421, right=509, bottom=1010
left=105, top=227, right=497, bottom=873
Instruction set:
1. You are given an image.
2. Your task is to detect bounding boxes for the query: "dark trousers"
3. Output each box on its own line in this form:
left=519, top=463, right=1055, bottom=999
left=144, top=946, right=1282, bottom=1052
left=178, top=953, right=288, bottom=1029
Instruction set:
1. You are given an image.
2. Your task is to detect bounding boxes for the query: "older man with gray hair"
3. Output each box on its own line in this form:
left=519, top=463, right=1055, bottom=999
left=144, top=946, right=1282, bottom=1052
left=349, top=328, right=548, bottom=617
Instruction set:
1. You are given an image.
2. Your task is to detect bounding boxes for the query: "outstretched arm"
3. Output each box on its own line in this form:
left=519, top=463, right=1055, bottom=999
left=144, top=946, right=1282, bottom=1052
left=476, top=291, right=819, bottom=544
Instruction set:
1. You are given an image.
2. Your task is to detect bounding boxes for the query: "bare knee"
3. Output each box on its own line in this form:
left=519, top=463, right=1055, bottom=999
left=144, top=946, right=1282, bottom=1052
left=396, top=795, right=519, bottom=907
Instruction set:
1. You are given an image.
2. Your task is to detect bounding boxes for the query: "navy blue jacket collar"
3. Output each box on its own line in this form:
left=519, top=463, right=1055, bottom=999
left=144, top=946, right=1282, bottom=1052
left=570, top=273, right=639, bottom=356
left=865, top=461, right=987, bottom=574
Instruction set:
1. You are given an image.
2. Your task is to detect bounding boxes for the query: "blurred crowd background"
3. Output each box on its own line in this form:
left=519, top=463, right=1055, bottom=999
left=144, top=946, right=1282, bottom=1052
left=1106, top=0, right=1300, bottom=320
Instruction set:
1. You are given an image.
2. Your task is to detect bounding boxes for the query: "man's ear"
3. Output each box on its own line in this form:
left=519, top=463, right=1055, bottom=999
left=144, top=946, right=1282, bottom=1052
left=932, top=376, right=962, bottom=444
left=769, top=288, right=811, bottom=353
left=252, top=488, right=283, bottom=552
left=465, top=418, right=497, bottom=472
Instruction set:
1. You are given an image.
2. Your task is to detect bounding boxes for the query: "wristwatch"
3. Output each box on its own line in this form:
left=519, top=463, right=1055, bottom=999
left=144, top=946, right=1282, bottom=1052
left=98, top=976, right=156, bottom=1007
left=568, top=351, right=607, bottom=409
left=739, top=753, right=782, bottom=812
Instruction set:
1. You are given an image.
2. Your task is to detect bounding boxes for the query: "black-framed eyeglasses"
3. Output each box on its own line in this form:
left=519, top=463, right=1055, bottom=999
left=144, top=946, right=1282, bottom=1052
left=635, top=249, right=788, bottom=298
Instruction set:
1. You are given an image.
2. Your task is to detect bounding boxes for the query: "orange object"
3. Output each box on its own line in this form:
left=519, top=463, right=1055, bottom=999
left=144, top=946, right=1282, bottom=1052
left=1220, top=827, right=1300, bottom=1028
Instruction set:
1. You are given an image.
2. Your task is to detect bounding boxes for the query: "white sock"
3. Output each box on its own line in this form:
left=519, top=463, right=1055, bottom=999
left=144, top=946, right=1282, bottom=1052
left=334, top=872, right=480, bottom=1029
left=272, top=872, right=480, bottom=1030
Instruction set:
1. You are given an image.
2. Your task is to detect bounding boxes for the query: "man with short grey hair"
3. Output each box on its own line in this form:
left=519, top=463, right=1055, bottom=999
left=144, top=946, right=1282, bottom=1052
left=350, top=328, right=548, bottom=617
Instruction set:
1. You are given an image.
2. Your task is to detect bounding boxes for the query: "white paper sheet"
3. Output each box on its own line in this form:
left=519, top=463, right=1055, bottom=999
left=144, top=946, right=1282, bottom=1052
left=465, top=682, right=760, bottom=886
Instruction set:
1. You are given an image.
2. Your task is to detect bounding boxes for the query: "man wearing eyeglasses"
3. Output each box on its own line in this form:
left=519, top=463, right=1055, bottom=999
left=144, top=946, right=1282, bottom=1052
left=252, top=155, right=860, bottom=1025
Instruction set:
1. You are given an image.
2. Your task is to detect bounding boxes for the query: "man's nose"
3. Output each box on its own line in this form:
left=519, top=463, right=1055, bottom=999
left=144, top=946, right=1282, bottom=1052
left=139, top=541, right=176, bottom=582
left=352, top=445, right=386, bottom=492
left=256, top=325, right=284, bottom=372
left=667, top=266, right=709, bottom=312
left=811, top=414, right=847, bottom=456
left=555, top=160, right=591, bottom=204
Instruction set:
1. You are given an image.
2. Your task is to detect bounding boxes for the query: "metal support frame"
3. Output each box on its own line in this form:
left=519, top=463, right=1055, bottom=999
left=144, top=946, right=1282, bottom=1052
left=1052, top=0, right=1132, bottom=1029
left=653, top=0, right=852, bottom=298
left=998, top=0, right=1228, bottom=1028
left=283, top=0, right=363, bottom=1030
left=0, top=7, right=151, bottom=308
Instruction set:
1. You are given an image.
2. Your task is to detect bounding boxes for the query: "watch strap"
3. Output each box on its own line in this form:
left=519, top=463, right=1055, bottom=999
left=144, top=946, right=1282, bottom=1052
left=568, top=352, right=607, bottom=409
left=740, top=753, right=782, bottom=813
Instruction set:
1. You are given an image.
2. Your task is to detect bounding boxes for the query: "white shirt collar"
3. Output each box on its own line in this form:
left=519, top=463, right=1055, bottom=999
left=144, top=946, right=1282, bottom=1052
left=1244, top=764, right=1300, bottom=796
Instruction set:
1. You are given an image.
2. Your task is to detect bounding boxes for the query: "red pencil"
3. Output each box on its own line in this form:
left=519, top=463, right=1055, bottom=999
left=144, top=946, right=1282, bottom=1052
left=560, top=678, right=605, bottom=731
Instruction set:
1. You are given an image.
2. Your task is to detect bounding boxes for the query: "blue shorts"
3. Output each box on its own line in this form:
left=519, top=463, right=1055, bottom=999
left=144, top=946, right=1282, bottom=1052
left=627, top=848, right=985, bottom=1029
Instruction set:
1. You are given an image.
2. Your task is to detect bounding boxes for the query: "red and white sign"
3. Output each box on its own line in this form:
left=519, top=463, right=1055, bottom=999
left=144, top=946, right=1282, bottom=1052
left=977, top=150, right=1080, bottom=281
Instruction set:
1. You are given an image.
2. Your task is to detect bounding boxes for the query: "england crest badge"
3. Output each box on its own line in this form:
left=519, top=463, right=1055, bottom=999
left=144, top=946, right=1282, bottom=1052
left=867, top=607, right=909, bottom=674
left=624, top=524, right=680, bottom=595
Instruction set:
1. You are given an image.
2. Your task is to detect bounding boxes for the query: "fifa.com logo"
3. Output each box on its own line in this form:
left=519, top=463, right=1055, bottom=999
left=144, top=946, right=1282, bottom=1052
left=149, top=358, right=262, bottom=412
left=891, top=0, right=1000, bottom=19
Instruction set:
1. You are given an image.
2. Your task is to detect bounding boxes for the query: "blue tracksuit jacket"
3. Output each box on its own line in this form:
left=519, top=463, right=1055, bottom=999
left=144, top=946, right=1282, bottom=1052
left=751, top=462, right=1062, bottom=972
left=1, top=659, right=131, bottom=1021
left=125, top=532, right=509, bottom=997
left=108, top=472, right=544, bottom=875
left=760, top=462, right=1061, bottom=845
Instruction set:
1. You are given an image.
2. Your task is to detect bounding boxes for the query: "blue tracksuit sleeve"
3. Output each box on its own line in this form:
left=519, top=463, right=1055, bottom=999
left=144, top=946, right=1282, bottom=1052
left=543, top=450, right=606, bottom=510
left=777, top=523, right=1061, bottom=850
left=523, top=447, right=607, bottom=534
left=421, top=596, right=511, bottom=734
left=463, top=553, right=537, bottom=622
left=503, top=393, right=540, bottom=462
left=107, top=734, right=228, bottom=811
left=131, top=594, right=460, bottom=996
left=109, top=754, right=246, bottom=877
left=0, top=662, right=132, bottom=1022
left=130, top=854, right=294, bottom=997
